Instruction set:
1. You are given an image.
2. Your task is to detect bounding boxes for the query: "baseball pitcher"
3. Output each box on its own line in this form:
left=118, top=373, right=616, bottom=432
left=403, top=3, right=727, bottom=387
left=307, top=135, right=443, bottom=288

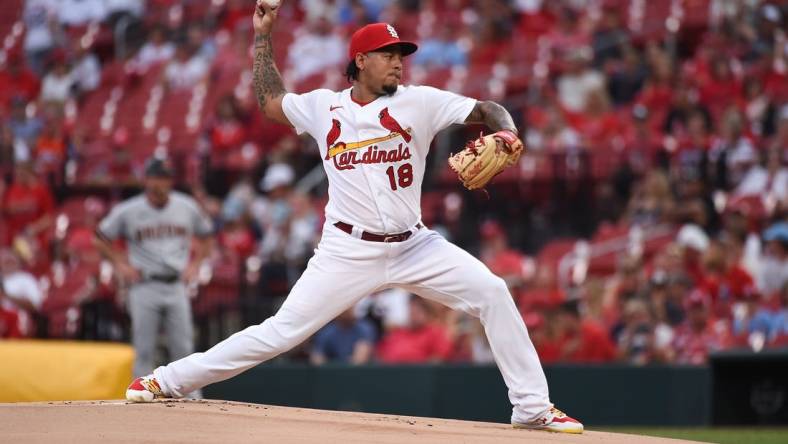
left=126, top=2, right=582, bottom=433
left=95, top=158, right=213, bottom=381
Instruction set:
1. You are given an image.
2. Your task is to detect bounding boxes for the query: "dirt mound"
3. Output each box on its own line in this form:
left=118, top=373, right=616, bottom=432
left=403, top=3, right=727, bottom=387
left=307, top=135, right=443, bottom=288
left=0, top=400, right=701, bottom=443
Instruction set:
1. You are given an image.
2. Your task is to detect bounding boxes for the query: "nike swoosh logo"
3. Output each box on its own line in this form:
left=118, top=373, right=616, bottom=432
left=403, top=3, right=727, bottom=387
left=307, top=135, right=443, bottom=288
left=330, top=105, right=343, bottom=111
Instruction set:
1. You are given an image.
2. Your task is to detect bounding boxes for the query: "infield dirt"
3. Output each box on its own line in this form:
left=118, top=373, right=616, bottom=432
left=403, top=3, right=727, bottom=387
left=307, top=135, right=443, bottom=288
left=0, top=399, right=703, bottom=443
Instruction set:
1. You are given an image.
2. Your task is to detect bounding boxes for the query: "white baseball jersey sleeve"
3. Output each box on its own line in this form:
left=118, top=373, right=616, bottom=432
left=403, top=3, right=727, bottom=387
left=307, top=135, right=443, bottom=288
left=282, top=85, right=476, bottom=234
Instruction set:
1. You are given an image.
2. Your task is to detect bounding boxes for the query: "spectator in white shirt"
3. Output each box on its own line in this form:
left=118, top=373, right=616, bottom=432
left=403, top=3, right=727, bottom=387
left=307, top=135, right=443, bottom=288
left=129, top=26, right=175, bottom=72
left=286, top=17, right=346, bottom=82
left=557, top=47, right=605, bottom=113
left=163, top=44, right=209, bottom=91
left=735, top=145, right=788, bottom=204
left=59, top=0, right=107, bottom=26
left=106, top=0, right=144, bottom=19
left=186, top=23, right=217, bottom=62
left=23, top=0, right=58, bottom=75
left=70, top=43, right=102, bottom=95
left=40, top=53, right=75, bottom=104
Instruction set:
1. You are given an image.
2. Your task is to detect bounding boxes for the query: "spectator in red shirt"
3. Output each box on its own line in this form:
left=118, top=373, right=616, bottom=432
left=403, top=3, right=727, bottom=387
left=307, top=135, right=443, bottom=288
left=524, top=311, right=560, bottom=364
left=516, top=1, right=558, bottom=39
left=698, top=56, right=743, bottom=120
left=619, top=105, right=663, bottom=174
left=635, top=45, right=675, bottom=119
left=0, top=52, right=41, bottom=108
left=0, top=125, right=15, bottom=170
left=554, top=300, right=617, bottom=363
left=670, top=289, right=730, bottom=364
left=479, top=220, right=534, bottom=294
left=571, top=88, right=621, bottom=147
left=34, top=118, right=67, bottom=173
left=518, top=264, right=565, bottom=313
left=208, top=95, right=248, bottom=167
left=1, top=162, right=55, bottom=246
left=377, top=296, right=453, bottom=363
left=0, top=306, right=22, bottom=338
left=543, top=7, right=590, bottom=64
left=217, top=197, right=257, bottom=260
left=699, top=240, right=757, bottom=317
left=220, top=0, right=254, bottom=32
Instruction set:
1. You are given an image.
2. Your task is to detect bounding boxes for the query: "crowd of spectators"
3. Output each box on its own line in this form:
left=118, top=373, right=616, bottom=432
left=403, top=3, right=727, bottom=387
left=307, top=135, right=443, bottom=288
left=0, top=0, right=786, bottom=367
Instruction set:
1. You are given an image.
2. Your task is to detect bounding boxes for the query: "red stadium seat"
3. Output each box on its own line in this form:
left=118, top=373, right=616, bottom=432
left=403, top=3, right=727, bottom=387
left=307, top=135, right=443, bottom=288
left=537, top=239, right=578, bottom=268
left=193, top=252, right=241, bottom=317
left=420, top=191, right=446, bottom=226
left=57, top=197, right=104, bottom=229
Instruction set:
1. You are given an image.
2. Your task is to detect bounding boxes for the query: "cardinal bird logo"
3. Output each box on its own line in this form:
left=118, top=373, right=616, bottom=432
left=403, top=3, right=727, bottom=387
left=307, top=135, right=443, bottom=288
left=378, top=107, right=411, bottom=143
left=325, top=118, right=342, bottom=159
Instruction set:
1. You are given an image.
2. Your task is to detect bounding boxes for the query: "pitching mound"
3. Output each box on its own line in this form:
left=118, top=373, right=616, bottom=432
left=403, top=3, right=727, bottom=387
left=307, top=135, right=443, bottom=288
left=1, top=400, right=700, bottom=443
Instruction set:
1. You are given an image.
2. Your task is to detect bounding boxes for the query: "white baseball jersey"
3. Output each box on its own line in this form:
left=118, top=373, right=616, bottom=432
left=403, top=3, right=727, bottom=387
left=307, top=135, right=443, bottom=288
left=98, top=191, right=213, bottom=277
left=282, top=85, right=476, bottom=234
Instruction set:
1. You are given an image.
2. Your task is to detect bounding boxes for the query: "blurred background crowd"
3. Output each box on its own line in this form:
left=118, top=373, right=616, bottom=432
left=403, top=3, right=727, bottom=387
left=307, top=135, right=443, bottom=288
left=0, top=0, right=786, bottom=368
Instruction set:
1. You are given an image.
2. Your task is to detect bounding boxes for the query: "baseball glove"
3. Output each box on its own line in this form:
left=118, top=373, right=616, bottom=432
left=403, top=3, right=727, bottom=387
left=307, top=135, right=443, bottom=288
left=448, top=130, right=524, bottom=190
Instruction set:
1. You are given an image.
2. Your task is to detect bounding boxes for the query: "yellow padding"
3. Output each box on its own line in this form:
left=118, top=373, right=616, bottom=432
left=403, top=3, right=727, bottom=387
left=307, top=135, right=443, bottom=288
left=0, top=340, right=134, bottom=402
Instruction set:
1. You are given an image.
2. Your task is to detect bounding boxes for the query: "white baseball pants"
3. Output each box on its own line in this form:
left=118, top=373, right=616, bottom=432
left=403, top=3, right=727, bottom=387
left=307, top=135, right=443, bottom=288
left=153, top=222, right=552, bottom=422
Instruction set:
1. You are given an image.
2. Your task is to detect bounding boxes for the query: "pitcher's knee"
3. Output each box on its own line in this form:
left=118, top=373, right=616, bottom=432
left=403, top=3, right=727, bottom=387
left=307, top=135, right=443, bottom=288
left=483, top=275, right=510, bottom=296
left=473, top=275, right=511, bottom=305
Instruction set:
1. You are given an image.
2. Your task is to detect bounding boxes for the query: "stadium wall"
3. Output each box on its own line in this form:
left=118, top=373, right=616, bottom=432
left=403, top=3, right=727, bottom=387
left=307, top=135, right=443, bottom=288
left=203, top=364, right=712, bottom=426
left=0, top=340, right=134, bottom=402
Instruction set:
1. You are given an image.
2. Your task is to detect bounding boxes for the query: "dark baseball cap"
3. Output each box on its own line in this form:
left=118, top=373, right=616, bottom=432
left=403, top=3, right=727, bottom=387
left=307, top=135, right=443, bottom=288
left=144, top=157, right=173, bottom=178
left=348, top=23, right=418, bottom=60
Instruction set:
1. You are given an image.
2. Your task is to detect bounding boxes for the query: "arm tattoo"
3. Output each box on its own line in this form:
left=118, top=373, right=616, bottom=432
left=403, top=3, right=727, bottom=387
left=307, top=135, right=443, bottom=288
left=465, top=100, right=518, bottom=134
left=253, top=34, right=286, bottom=110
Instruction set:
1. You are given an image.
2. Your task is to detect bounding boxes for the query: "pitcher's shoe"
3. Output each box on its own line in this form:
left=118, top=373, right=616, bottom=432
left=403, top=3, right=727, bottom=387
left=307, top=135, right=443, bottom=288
left=512, top=407, right=584, bottom=434
left=126, top=375, right=167, bottom=403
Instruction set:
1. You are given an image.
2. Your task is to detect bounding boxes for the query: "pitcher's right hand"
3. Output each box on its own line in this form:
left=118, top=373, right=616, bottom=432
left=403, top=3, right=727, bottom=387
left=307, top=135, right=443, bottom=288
left=253, top=0, right=280, bottom=36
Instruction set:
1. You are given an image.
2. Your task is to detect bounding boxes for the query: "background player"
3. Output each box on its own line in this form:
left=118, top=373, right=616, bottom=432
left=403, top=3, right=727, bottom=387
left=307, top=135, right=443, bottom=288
left=95, top=158, right=213, bottom=386
left=126, top=2, right=583, bottom=434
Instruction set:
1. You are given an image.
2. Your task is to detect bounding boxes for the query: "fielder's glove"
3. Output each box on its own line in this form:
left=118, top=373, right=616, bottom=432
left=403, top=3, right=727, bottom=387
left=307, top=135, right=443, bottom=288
left=448, top=130, right=524, bottom=190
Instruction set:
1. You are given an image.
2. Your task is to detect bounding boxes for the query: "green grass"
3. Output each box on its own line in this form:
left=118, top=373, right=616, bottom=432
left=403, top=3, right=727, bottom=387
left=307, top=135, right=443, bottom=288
left=596, top=427, right=788, bottom=444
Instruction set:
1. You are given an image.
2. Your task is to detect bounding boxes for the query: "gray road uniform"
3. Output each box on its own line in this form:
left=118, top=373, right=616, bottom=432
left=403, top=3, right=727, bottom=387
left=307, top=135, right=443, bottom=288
left=98, top=191, right=213, bottom=377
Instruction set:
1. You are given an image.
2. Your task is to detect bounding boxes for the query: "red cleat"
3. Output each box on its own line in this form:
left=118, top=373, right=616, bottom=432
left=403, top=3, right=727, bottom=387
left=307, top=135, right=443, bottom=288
left=126, top=375, right=167, bottom=403
left=513, top=406, right=584, bottom=434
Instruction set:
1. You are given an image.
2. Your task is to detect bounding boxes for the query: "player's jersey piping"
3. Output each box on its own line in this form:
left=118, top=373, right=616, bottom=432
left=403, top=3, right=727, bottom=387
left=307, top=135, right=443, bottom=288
left=349, top=89, right=376, bottom=107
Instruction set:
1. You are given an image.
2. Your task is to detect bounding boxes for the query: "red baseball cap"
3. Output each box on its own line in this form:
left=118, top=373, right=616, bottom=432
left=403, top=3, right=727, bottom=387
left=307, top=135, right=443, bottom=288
left=480, top=220, right=505, bottom=240
left=348, top=23, right=418, bottom=60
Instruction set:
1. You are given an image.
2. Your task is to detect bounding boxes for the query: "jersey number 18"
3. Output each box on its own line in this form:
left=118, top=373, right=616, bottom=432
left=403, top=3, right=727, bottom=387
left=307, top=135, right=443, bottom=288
left=385, top=163, right=413, bottom=191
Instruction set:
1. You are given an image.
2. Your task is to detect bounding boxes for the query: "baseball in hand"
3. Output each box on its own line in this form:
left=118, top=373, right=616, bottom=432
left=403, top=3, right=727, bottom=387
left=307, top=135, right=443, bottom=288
left=258, top=0, right=280, bottom=9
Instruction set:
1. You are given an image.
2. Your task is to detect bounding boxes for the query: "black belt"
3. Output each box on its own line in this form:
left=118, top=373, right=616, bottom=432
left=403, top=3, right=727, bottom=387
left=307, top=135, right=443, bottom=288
left=147, top=274, right=180, bottom=283
left=334, top=221, right=423, bottom=243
